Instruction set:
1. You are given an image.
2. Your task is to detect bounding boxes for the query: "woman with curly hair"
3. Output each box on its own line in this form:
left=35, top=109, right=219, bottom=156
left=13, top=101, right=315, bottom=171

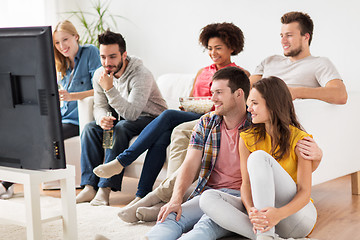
left=87, top=22, right=249, bottom=207
left=199, top=77, right=317, bottom=240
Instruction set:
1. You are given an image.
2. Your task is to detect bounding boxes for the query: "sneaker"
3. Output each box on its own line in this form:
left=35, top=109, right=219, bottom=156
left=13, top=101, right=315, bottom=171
left=0, top=184, right=14, bottom=199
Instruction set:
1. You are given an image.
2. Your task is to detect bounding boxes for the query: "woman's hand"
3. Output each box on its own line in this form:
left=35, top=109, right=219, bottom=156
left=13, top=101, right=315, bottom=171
left=59, top=89, right=73, bottom=101
left=249, top=207, right=268, bottom=233
left=257, top=207, right=282, bottom=233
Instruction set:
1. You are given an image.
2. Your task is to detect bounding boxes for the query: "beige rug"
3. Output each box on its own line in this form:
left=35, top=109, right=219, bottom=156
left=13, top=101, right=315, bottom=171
left=0, top=195, right=316, bottom=240
left=0, top=195, right=154, bottom=240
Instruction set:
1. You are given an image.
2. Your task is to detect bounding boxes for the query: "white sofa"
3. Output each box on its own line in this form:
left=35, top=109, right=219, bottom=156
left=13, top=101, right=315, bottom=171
left=47, top=73, right=360, bottom=195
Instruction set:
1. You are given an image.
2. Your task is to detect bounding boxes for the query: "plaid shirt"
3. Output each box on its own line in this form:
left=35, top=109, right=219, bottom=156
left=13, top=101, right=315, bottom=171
left=188, top=111, right=251, bottom=199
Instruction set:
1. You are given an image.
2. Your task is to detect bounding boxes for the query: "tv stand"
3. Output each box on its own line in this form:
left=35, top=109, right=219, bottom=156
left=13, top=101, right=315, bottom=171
left=0, top=165, right=77, bottom=240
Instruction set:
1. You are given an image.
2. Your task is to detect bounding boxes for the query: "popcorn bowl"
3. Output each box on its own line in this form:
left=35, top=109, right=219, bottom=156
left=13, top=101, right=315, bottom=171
left=179, top=96, right=214, bottom=114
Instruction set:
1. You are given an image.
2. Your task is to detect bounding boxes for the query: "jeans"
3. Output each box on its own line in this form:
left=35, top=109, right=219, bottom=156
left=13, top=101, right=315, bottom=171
left=145, top=188, right=240, bottom=240
left=116, top=110, right=201, bottom=197
left=247, top=150, right=317, bottom=238
left=62, top=123, right=79, bottom=140
left=80, top=116, right=154, bottom=191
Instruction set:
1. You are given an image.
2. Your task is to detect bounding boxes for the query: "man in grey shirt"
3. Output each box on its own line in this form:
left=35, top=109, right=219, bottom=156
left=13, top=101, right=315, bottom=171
left=76, top=30, right=167, bottom=206
left=251, top=11, right=348, bottom=105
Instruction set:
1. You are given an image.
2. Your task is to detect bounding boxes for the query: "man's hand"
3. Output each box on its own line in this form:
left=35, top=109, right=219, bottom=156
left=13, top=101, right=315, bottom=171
left=157, top=201, right=182, bottom=223
left=297, top=137, right=322, bottom=171
left=99, top=71, right=114, bottom=91
left=59, top=89, right=73, bottom=101
left=99, top=115, right=116, bottom=130
left=296, top=137, right=322, bottom=161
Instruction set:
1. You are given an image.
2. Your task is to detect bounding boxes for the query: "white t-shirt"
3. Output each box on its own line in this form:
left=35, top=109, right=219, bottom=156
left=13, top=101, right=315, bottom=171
left=253, top=55, right=342, bottom=88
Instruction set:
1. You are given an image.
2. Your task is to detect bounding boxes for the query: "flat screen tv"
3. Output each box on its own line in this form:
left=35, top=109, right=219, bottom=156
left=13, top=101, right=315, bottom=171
left=0, top=26, right=66, bottom=170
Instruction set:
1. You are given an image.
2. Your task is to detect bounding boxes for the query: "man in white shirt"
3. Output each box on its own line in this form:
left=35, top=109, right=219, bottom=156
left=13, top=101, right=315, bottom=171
left=250, top=11, right=348, bottom=105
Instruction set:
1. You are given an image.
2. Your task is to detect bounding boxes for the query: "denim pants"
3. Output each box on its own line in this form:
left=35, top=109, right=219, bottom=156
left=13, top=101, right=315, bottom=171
left=80, top=116, right=154, bottom=191
left=116, top=109, right=201, bottom=197
left=145, top=188, right=240, bottom=240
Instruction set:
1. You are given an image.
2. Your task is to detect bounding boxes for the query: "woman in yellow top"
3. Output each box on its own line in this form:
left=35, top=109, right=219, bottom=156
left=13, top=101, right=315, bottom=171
left=199, top=76, right=317, bottom=240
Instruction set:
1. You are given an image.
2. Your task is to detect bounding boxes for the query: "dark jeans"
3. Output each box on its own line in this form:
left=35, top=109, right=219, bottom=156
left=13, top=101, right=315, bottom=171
left=62, top=123, right=79, bottom=139
left=116, top=110, right=201, bottom=197
left=80, top=116, right=154, bottom=191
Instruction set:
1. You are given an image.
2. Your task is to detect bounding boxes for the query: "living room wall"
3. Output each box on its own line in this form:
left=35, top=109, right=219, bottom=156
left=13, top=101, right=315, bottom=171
left=56, top=0, right=359, bottom=92
left=1, top=0, right=358, bottom=91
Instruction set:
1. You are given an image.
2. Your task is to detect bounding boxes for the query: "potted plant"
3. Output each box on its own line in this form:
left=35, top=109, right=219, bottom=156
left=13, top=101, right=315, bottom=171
left=64, top=0, right=130, bottom=47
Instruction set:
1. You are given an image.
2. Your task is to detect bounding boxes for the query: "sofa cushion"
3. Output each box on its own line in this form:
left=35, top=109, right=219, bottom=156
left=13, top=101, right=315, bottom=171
left=156, top=73, right=195, bottom=109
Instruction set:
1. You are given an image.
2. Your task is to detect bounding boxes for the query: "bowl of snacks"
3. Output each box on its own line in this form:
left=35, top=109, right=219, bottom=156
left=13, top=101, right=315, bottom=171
left=179, top=96, right=214, bottom=114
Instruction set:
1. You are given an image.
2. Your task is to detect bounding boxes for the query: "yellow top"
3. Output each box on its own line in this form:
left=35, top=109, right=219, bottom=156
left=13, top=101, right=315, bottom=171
left=240, top=125, right=311, bottom=183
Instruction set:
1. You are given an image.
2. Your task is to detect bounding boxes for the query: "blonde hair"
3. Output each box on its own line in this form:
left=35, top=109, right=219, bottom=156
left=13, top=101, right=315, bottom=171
left=53, top=20, right=80, bottom=77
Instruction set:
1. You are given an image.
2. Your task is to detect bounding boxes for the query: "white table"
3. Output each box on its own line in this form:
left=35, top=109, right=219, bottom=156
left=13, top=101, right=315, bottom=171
left=0, top=165, right=77, bottom=240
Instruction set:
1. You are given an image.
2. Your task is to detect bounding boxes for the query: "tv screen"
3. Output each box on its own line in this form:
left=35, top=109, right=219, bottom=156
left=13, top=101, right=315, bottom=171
left=0, top=26, right=66, bottom=170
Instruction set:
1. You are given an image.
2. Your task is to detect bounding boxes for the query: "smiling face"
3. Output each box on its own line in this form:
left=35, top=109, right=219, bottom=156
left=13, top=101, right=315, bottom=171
left=210, top=79, right=238, bottom=116
left=247, top=88, right=271, bottom=126
left=53, top=31, right=79, bottom=59
left=100, top=44, right=126, bottom=75
left=207, top=37, right=233, bottom=69
left=280, top=22, right=309, bottom=60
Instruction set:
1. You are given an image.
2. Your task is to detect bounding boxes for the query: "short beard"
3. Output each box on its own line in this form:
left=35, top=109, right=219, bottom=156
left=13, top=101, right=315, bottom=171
left=284, top=47, right=302, bottom=57
left=113, top=60, right=123, bottom=75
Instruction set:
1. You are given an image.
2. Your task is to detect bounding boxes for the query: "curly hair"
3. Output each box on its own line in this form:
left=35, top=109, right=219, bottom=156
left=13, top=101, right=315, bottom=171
left=199, top=22, right=244, bottom=55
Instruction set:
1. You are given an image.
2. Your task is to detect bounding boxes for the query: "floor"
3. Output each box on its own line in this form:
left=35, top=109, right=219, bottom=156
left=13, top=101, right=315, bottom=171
left=14, top=174, right=360, bottom=240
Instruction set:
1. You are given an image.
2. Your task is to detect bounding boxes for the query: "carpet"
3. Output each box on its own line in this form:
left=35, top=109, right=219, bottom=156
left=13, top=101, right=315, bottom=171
left=0, top=195, right=155, bottom=240
left=0, top=195, right=316, bottom=240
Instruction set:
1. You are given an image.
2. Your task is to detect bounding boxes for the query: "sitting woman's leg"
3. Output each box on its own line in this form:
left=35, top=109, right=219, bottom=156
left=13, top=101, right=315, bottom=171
left=247, top=150, right=317, bottom=239
left=62, top=123, right=79, bottom=139
left=136, top=129, right=172, bottom=198
left=93, top=110, right=200, bottom=178
left=199, top=189, right=255, bottom=239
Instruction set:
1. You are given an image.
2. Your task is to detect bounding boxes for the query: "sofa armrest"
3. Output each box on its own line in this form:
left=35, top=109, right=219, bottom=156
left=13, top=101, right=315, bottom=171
left=78, top=96, right=94, bottom=135
left=293, top=92, right=360, bottom=185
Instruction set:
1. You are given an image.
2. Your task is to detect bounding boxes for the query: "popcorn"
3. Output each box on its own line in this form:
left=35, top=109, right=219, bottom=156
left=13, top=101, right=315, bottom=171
left=179, top=97, right=213, bottom=114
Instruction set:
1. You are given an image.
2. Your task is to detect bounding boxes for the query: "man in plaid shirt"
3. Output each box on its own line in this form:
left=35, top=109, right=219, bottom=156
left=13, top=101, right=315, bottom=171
left=144, top=67, right=251, bottom=239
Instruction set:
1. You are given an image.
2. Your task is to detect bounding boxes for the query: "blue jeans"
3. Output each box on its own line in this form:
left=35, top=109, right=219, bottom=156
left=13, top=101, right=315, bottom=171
left=116, top=110, right=201, bottom=197
left=80, top=116, right=154, bottom=191
left=145, top=188, right=240, bottom=240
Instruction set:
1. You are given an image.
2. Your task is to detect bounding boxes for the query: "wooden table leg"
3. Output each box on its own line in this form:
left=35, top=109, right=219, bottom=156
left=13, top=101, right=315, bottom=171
left=351, top=171, right=360, bottom=195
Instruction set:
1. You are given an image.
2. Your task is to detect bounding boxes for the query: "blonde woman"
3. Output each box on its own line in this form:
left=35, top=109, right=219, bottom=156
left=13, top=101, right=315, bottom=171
left=53, top=20, right=101, bottom=139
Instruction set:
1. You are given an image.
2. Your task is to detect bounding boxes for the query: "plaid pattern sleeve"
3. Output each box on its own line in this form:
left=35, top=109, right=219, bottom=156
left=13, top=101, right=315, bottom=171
left=188, top=111, right=252, bottom=199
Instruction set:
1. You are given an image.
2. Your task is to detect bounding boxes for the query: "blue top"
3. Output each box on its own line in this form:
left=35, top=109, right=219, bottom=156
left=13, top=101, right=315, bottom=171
left=59, top=44, right=101, bottom=125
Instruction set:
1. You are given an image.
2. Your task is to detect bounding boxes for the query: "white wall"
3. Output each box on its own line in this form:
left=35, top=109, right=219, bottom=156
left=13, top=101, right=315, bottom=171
left=2, top=0, right=357, bottom=91
left=0, top=0, right=57, bottom=28
left=56, top=0, right=360, bottom=92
